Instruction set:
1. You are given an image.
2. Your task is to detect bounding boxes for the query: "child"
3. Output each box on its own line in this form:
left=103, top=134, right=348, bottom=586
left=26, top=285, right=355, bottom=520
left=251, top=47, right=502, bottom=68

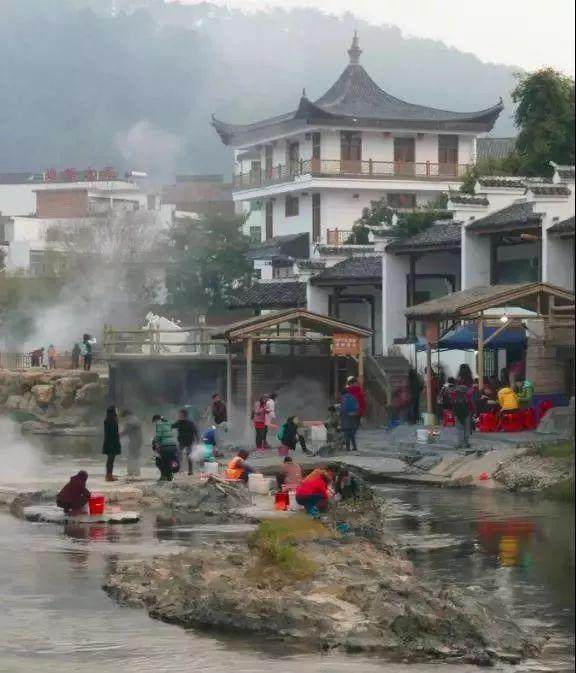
left=277, top=416, right=310, bottom=456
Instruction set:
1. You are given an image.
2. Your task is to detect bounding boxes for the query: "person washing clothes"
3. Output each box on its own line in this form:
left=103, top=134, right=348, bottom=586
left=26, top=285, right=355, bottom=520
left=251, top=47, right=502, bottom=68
left=190, top=428, right=218, bottom=472
left=152, top=415, right=179, bottom=481
left=171, top=408, right=199, bottom=475
left=276, top=456, right=303, bottom=491
left=56, top=471, right=90, bottom=515
left=498, top=385, right=519, bottom=411
left=226, top=449, right=254, bottom=482
left=120, top=409, right=143, bottom=478
left=295, top=470, right=331, bottom=516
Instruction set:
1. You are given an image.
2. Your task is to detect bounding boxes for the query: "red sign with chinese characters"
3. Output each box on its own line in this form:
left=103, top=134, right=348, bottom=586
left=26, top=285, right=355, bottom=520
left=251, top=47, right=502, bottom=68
left=332, top=333, right=361, bottom=356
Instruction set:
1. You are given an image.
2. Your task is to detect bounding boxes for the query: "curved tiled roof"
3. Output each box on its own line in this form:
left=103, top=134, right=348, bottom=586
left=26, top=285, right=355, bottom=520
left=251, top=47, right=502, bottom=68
left=467, top=201, right=541, bottom=232
left=229, top=281, right=306, bottom=309
left=386, top=222, right=462, bottom=252
left=213, top=36, right=503, bottom=146
left=448, top=193, right=490, bottom=206
left=548, top=216, right=575, bottom=236
left=311, top=256, right=382, bottom=283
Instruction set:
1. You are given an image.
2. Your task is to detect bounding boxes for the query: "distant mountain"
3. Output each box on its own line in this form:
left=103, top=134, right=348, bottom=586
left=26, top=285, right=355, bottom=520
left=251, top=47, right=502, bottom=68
left=0, top=0, right=521, bottom=178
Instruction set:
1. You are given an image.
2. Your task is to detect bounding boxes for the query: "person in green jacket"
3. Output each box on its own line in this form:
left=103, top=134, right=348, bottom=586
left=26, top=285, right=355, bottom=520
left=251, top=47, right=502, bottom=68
left=514, top=379, right=534, bottom=408
left=152, top=415, right=179, bottom=481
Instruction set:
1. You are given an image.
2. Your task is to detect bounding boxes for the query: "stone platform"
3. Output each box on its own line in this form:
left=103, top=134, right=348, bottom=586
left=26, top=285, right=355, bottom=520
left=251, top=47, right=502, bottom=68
left=22, top=504, right=140, bottom=525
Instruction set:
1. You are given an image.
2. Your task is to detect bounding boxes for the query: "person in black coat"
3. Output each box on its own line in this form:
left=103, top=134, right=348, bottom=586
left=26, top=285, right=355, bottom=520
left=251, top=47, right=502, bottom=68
left=103, top=406, right=121, bottom=481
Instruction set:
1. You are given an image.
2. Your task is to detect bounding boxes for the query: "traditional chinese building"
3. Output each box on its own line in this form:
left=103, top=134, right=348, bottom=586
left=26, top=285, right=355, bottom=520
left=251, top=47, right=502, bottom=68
left=213, top=34, right=503, bottom=249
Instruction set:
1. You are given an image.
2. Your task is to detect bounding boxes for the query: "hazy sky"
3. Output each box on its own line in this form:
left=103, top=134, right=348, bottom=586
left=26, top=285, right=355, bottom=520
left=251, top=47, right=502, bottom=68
left=181, top=0, right=575, bottom=75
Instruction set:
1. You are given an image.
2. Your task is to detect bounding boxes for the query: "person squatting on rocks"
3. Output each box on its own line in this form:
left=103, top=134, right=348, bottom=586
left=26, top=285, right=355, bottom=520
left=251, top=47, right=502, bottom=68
left=190, top=428, right=218, bottom=472
left=56, top=470, right=90, bottom=515
left=339, top=387, right=360, bottom=451
left=171, top=408, right=199, bottom=475
left=152, top=415, right=179, bottom=481
left=226, top=449, right=254, bottom=482
left=295, top=468, right=331, bottom=516
left=277, top=416, right=311, bottom=455
left=252, top=396, right=268, bottom=450
left=120, top=409, right=143, bottom=478
left=276, top=455, right=303, bottom=491
left=103, top=406, right=121, bottom=481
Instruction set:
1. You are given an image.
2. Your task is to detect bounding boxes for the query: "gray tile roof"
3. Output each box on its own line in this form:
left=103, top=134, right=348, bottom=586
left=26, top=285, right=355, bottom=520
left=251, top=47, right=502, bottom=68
left=311, top=256, right=382, bottom=283
left=297, top=259, right=326, bottom=270
left=548, top=216, right=575, bottom=236
left=246, top=233, right=309, bottom=261
left=229, top=281, right=306, bottom=309
left=386, top=222, right=462, bottom=252
left=448, top=193, right=490, bottom=206
left=529, top=185, right=571, bottom=196
left=476, top=137, right=516, bottom=161
left=556, top=165, right=575, bottom=181
left=467, top=201, right=541, bottom=232
left=213, top=37, right=502, bottom=146
left=477, top=176, right=528, bottom=189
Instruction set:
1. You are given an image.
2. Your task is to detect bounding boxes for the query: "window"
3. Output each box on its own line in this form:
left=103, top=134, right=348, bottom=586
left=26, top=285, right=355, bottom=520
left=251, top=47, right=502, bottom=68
left=285, top=195, right=299, bottom=217
left=265, top=201, right=273, bottom=239
left=491, top=234, right=541, bottom=284
left=312, top=132, right=321, bottom=160
left=438, top=135, right=459, bottom=165
left=273, top=265, right=293, bottom=279
left=249, top=225, right=262, bottom=243
left=250, top=200, right=263, bottom=212
left=287, top=141, right=300, bottom=175
left=265, top=145, right=273, bottom=175
left=312, top=193, right=321, bottom=242
left=387, top=193, right=417, bottom=209
left=394, top=137, right=415, bottom=176
left=340, top=131, right=362, bottom=161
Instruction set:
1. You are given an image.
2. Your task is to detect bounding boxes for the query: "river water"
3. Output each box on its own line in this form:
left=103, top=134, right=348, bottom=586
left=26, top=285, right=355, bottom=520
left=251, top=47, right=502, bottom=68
left=0, top=427, right=574, bottom=673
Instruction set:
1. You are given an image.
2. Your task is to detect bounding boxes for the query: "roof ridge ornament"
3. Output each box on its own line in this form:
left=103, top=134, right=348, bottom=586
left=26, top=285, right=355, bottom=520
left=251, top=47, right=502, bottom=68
left=348, top=31, right=362, bottom=65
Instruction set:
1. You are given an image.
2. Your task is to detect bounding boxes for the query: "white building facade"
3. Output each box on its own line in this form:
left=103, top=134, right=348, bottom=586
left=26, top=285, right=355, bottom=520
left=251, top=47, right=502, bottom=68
left=214, top=35, right=502, bottom=251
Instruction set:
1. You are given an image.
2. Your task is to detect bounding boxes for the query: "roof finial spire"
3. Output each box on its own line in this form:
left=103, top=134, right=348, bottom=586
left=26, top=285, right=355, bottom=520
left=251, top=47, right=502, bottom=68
left=302, top=87, right=307, bottom=99
left=348, top=31, right=362, bottom=65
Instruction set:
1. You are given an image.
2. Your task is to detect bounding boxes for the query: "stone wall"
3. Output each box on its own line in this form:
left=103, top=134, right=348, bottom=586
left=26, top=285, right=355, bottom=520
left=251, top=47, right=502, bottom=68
left=0, top=368, right=106, bottom=427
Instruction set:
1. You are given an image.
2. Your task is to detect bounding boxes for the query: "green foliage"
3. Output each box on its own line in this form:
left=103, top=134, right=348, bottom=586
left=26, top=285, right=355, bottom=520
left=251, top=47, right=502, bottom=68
left=512, top=68, right=575, bottom=176
left=535, top=440, right=574, bottom=459
left=165, top=212, right=251, bottom=313
left=354, top=198, right=451, bottom=241
left=543, top=477, right=575, bottom=503
left=248, top=516, right=328, bottom=585
left=459, top=155, right=523, bottom=193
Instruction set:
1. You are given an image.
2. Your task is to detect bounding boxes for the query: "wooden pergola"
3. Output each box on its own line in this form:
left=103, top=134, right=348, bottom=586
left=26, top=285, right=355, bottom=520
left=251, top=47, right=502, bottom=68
left=405, top=282, right=575, bottom=423
left=213, top=309, right=373, bottom=424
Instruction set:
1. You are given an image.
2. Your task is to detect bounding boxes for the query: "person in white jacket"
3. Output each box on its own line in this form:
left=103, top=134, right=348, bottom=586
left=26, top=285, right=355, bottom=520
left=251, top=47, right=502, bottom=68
left=264, top=392, right=278, bottom=448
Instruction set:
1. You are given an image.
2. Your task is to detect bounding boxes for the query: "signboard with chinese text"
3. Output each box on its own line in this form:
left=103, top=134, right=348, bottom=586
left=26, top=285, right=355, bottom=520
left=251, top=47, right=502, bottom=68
left=332, top=333, right=361, bottom=356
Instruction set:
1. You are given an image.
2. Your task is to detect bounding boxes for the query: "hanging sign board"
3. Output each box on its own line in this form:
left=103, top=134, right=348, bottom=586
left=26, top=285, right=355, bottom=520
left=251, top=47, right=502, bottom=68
left=332, top=333, right=361, bottom=356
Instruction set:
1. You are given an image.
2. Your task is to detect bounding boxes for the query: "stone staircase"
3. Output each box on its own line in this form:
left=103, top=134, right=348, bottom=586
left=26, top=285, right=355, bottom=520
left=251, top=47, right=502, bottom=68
left=364, top=353, right=410, bottom=424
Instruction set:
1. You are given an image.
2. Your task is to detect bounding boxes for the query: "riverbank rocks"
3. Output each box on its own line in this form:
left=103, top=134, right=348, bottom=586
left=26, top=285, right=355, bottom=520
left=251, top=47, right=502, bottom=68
left=0, top=367, right=106, bottom=430
left=104, top=527, right=539, bottom=664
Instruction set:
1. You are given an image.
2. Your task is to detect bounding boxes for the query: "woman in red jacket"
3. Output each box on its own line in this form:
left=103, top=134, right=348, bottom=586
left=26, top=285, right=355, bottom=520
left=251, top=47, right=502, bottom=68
left=346, top=376, right=366, bottom=421
left=295, top=470, right=331, bottom=516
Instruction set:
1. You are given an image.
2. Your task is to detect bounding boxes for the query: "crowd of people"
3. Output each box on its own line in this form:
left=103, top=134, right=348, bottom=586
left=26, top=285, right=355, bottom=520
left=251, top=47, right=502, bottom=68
left=29, top=334, right=96, bottom=371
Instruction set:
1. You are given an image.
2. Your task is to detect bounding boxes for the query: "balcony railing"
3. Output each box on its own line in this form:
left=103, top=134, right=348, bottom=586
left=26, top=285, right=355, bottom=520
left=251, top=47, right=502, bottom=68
left=234, top=159, right=471, bottom=189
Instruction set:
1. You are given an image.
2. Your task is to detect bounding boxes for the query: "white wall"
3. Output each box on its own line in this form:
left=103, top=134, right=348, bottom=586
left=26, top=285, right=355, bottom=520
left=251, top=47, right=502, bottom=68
left=415, top=134, right=438, bottom=164
left=458, top=136, right=475, bottom=166
left=382, top=253, right=408, bottom=351
left=462, top=223, right=491, bottom=289
left=306, top=283, right=329, bottom=314
left=544, top=234, right=574, bottom=290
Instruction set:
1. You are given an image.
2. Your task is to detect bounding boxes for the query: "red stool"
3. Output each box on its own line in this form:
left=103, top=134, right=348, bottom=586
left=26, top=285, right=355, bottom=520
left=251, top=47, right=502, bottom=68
left=500, top=411, right=524, bottom=432
left=442, top=409, right=456, bottom=427
left=478, top=412, right=499, bottom=432
left=521, top=407, right=538, bottom=430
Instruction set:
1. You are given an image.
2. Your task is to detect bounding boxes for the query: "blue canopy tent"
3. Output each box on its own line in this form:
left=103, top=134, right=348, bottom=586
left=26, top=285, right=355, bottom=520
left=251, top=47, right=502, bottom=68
left=416, top=323, right=526, bottom=351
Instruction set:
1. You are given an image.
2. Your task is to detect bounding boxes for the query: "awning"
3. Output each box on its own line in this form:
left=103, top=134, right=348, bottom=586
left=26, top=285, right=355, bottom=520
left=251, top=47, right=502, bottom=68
left=416, top=323, right=526, bottom=351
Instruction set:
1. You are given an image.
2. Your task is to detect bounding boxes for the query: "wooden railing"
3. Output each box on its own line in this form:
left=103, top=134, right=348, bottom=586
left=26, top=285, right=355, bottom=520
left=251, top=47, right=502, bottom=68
left=0, top=352, right=32, bottom=369
left=325, top=229, right=354, bottom=246
left=102, top=325, right=228, bottom=357
left=233, top=159, right=471, bottom=189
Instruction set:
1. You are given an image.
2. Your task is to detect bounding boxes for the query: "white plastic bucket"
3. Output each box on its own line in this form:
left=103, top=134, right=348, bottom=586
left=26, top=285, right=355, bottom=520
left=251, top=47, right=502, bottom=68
left=203, top=462, right=219, bottom=475
left=416, top=429, right=430, bottom=444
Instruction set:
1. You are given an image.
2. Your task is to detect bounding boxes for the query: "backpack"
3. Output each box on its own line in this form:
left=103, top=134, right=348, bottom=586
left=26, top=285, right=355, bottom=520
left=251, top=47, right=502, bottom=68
left=277, top=423, right=287, bottom=443
left=452, top=386, right=470, bottom=422
left=341, top=393, right=359, bottom=416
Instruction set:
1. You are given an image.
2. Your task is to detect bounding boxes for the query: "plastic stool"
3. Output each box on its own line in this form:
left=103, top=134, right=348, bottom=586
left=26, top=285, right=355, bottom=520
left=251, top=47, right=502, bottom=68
left=442, top=410, right=456, bottom=427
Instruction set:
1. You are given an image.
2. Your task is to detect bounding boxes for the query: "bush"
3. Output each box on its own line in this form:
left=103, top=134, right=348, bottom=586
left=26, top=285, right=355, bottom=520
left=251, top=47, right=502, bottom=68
left=534, top=440, right=574, bottom=459
left=248, top=516, right=330, bottom=586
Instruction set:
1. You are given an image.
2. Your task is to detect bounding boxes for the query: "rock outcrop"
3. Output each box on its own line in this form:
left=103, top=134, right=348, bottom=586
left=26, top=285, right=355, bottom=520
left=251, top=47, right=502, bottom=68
left=0, top=368, right=106, bottom=432
left=104, top=526, right=539, bottom=665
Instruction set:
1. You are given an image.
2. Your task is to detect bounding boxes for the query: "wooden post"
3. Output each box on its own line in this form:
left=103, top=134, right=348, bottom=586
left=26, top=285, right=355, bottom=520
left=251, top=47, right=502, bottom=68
left=477, top=317, right=485, bottom=389
left=357, top=344, right=364, bottom=385
left=245, top=338, right=253, bottom=435
left=333, top=355, right=339, bottom=401
left=426, top=342, right=434, bottom=416
left=226, top=340, right=233, bottom=426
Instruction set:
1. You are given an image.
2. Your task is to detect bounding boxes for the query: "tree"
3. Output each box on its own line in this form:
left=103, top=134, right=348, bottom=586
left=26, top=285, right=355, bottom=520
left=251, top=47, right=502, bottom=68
left=165, top=212, right=251, bottom=314
left=512, top=68, right=575, bottom=176
left=350, top=198, right=451, bottom=241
